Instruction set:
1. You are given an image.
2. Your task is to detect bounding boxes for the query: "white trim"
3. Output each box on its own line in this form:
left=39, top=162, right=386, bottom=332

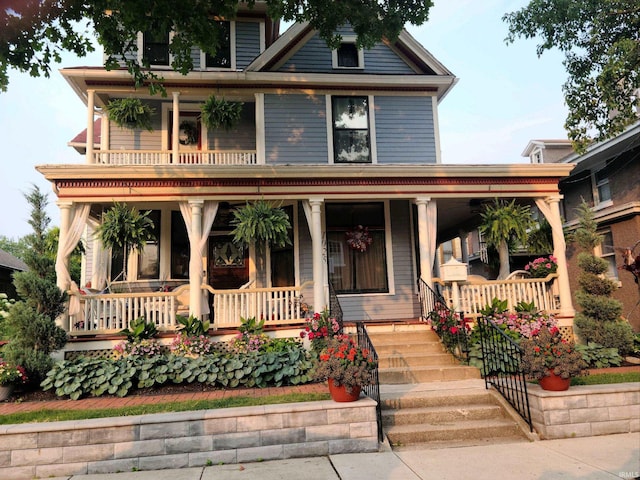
left=259, top=21, right=266, bottom=53
left=326, top=95, right=334, bottom=164
left=327, top=94, right=376, bottom=165
left=137, top=31, right=174, bottom=68
left=331, top=36, right=364, bottom=70
left=432, top=96, right=441, bottom=164
left=255, top=93, right=265, bottom=164
left=368, top=95, right=378, bottom=164
left=199, top=21, right=236, bottom=71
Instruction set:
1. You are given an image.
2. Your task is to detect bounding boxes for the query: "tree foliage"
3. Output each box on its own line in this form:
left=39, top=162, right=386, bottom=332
left=1, top=0, right=434, bottom=93
left=503, top=1, right=640, bottom=152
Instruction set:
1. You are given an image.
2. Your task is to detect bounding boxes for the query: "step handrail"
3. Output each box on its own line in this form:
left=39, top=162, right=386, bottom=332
left=355, top=321, right=384, bottom=443
left=477, top=316, right=533, bottom=432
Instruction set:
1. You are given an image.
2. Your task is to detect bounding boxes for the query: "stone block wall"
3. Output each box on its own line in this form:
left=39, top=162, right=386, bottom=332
left=528, top=382, right=639, bottom=439
left=0, top=398, right=379, bottom=479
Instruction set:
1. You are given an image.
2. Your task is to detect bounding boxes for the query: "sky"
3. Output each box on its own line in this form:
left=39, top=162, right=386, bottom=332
left=0, top=0, right=570, bottom=239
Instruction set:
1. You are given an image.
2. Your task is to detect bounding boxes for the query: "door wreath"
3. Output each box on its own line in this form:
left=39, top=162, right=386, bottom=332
left=345, top=225, right=373, bottom=252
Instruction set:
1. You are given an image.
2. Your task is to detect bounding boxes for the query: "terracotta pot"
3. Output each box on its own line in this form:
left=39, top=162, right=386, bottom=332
left=0, top=384, right=14, bottom=401
left=539, top=371, right=571, bottom=391
left=328, top=378, right=361, bottom=402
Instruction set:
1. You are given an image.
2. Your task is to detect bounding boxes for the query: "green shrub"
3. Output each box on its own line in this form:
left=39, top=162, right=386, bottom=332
left=577, top=251, right=608, bottom=274
left=577, top=271, right=617, bottom=296
left=575, top=342, right=622, bottom=368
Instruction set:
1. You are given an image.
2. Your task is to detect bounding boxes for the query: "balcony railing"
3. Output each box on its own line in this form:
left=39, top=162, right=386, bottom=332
left=434, top=274, right=559, bottom=318
left=69, top=283, right=308, bottom=335
left=92, top=150, right=257, bottom=166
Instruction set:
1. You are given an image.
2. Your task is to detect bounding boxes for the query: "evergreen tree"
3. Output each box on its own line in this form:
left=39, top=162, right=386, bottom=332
left=572, top=201, right=634, bottom=355
left=2, top=185, right=67, bottom=388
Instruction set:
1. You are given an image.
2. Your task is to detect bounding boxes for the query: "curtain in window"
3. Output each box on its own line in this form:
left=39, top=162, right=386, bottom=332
left=328, top=230, right=387, bottom=293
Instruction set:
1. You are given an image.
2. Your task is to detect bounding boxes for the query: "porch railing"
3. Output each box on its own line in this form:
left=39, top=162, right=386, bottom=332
left=477, top=316, right=533, bottom=432
left=435, top=274, right=559, bottom=318
left=92, top=150, right=257, bottom=166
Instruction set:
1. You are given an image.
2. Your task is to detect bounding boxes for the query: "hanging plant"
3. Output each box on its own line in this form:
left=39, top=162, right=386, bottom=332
left=200, top=95, right=243, bottom=130
left=178, top=120, right=198, bottom=145
left=230, top=200, right=291, bottom=251
left=105, top=98, right=155, bottom=131
left=346, top=225, right=373, bottom=252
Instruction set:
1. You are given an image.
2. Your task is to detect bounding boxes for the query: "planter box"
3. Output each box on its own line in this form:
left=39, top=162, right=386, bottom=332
left=0, top=398, right=378, bottom=479
left=527, top=382, right=640, bottom=439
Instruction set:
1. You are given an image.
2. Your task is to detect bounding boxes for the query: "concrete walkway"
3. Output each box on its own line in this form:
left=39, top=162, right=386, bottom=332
left=48, top=432, right=639, bottom=480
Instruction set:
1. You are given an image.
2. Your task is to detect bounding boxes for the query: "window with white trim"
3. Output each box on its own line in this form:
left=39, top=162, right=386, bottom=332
left=142, top=28, right=171, bottom=66
left=332, top=96, right=371, bottom=163
left=332, top=38, right=364, bottom=69
left=596, top=230, right=619, bottom=281
left=203, top=21, right=233, bottom=69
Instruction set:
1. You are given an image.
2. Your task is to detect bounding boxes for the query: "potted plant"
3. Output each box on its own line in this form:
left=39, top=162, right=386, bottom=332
left=524, top=255, right=558, bottom=278
left=312, top=334, right=377, bottom=401
left=0, top=360, right=28, bottom=400
left=105, top=98, right=155, bottom=131
left=200, top=95, right=243, bottom=130
left=520, top=326, right=587, bottom=391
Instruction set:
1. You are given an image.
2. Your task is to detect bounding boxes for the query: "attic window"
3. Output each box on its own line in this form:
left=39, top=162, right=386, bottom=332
left=333, top=38, right=364, bottom=69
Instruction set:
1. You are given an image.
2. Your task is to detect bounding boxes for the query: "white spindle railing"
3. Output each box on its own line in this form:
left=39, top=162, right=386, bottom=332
left=92, top=150, right=256, bottom=166
left=206, top=285, right=306, bottom=329
left=435, top=274, right=559, bottom=318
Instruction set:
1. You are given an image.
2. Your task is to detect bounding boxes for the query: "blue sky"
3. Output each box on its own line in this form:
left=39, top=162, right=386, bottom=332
left=0, top=0, right=569, bottom=239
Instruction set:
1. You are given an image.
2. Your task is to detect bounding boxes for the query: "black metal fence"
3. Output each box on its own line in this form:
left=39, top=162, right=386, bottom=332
left=477, top=316, right=533, bottom=431
left=355, top=322, right=384, bottom=442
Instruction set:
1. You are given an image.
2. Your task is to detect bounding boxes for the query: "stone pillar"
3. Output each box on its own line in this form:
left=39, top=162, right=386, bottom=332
left=189, top=200, right=203, bottom=319
left=172, top=92, right=180, bottom=164
left=310, top=198, right=326, bottom=313
left=86, top=90, right=95, bottom=164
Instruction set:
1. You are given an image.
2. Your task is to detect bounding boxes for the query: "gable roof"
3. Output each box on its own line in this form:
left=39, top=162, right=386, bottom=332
left=68, top=118, right=101, bottom=155
left=0, top=249, right=28, bottom=272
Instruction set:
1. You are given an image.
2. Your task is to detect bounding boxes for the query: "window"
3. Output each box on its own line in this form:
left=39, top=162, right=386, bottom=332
left=596, top=230, right=619, bottom=281
left=326, top=203, right=388, bottom=294
left=332, top=37, right=364, bottom=69
left=204, top=21, right=232, bottom=69
left=332, top=96, right=370, bottom=163
left=138, top=210, right=161, bottom=280
left=270, top=206, right=295, bottom=287
left=171, top=211, right=190, bottom=279
left=142, top=28, right=170, bottom=66
left=595, top=174, right=611, bottom=204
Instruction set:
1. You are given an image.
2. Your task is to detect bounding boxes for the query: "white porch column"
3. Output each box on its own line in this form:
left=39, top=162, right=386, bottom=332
left=310, top=198, right=326, bottom=313
left=56, top=201, right=73, bottom=330
left=536, top=196, right=575, bottom=319
left=86, top=90, right=95, bottom=164
left=459, top=231, right=470, bottom=268
left=189, top=200, right=203, bottom=318
left=415, top=197, right=434, bottom=286
left=172, top=92, right=180, bottom=164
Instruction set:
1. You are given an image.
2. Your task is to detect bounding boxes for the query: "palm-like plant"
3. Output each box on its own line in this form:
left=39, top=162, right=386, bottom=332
left=479, top=199, right=534, bottom=279
left=94, top=202, right=155, bottom=281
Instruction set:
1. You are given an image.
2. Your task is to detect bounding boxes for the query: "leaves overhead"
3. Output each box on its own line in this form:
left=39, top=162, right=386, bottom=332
left=1, top=0, right=435, bottom=93
left=503, top=1, right=640, bottom=152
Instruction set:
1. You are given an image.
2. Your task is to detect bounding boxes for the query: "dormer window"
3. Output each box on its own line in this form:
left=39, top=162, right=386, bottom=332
left=333, top=37, right=364, bottom=69
left=142, top=28, right=171, bottom=66
left=202, top=21, right=235, bottom=69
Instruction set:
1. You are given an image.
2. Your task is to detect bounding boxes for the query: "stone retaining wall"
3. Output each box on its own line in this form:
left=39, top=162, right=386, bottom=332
left=0, top=398, right=379, bottom=480
left=528, top=382, right=639, bottom=439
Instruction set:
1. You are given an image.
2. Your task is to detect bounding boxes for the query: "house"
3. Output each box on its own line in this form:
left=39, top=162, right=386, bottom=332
left=0, top=249, right=28, bottom=299
left=523, top=122, right=640, bottom=332
left=36, top=3, right=575, bottom=353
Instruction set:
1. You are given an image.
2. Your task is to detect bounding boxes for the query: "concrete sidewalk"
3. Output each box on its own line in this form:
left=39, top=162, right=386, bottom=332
left=51, top=432, right=639, bottom=480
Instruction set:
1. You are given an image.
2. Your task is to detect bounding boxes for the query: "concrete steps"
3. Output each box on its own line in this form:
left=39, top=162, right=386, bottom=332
left=364, top=323, right=530, bottom=449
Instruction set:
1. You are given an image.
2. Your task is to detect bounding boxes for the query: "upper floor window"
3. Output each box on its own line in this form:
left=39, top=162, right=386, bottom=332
left=594, top=172, right=612, bottom=205
left=142, top=28, right=171, bottom=66
left=204, top=21, right=233, bottom=69
left=332, top=96, right=370, bottom=163
left=332, top=37, right=364, bottom=69
left=596, top=230, right=619, bottom=281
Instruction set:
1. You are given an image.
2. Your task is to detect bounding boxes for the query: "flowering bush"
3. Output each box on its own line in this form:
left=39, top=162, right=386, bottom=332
left=114, top=338, right=163, bottom=357
left=300, top=310, right=341, bottom=342
left=520, top=326, right=587, bottom=380
left=170, top=334, right=212, bottom=356
left=428, top=304, right=472, bottom=354
left=525, top=255, right=558, bottom=278
left=229, top=332, right=271, bottom=353
left=0, top=361, right=28, bottom=386
left=312, top=334, right=377, bottom=394
left=345, top=225, right=373, bottom=252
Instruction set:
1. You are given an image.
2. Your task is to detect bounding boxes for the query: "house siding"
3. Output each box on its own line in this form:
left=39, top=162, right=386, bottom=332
left=279, top=32, right=415, bottom=74
left=375, top=96, right=436, bottom=164
left=206, top=102, right=256, bottom=150
left=107, top=100, right=163, bottom=150
left=236, top=21, right=261, bottom=69
left=264, top=94, right=328, bottom=164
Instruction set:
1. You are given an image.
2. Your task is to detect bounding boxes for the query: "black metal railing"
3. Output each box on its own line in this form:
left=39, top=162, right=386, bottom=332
left=477, top=316, right=533, bottom=431
left=417, top=278, right=470, bottom=363
left=355, top=321, right=384, bottom=443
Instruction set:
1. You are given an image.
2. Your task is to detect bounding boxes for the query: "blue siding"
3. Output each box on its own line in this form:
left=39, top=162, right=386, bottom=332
left=279, top=32, right=415, bottom=74
left=107, top=100, right=163, bottom=150
left=375, top=96, right=437, bottom=164
left=264, top=94, right=328, bottom=164
left=236, top=22, right=261, bottom=69
left=207, top=103, right=256, bottom=150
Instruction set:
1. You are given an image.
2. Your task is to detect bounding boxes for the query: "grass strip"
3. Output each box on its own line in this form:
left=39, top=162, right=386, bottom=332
left=570, top=371, right=640, bottom=386
left=0, top=392, right=331, bottom=425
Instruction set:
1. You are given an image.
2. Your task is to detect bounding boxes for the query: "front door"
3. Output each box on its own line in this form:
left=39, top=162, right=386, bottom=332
left=208, top=234, right=249, bottom=289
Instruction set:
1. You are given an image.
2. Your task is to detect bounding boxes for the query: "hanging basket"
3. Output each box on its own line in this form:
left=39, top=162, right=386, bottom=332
left=345, top=225, right=373, bottom=252
left=105, top=98, right=155, bottom=131
left=200, top=95, right=243, bottom=130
